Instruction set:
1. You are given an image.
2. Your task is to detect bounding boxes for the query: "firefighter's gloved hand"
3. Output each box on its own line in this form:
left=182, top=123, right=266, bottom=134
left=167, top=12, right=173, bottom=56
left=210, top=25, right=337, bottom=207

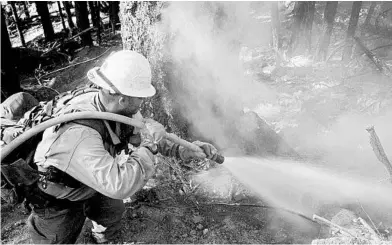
left=141, top=118, right=166, bottom=144
left=179, top=141, right=218, bottom=161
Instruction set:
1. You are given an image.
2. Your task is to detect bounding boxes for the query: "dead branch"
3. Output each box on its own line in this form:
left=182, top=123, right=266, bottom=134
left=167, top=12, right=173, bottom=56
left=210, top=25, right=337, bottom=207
left=312, top=214, right=357, bottom=238
left=357, top=200, right=382, bottom=238
left=354, top=36, right=391, bottom=76
left=371, top=43, right=392, bottom=52
left=366, top=126, right=392, bottom=182
left=358, top=217, right=381, bottom=242
left=39, top=48, right=111, bottom=79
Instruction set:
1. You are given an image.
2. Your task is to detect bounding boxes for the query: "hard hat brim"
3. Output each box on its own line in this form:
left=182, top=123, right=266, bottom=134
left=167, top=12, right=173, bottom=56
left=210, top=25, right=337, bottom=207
left=87, top=67, right=156, bottom=98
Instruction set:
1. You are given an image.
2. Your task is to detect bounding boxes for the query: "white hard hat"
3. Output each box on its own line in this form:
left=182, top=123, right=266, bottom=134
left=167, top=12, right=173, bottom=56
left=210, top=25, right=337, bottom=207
left=87, top=50, right=156, bottom=97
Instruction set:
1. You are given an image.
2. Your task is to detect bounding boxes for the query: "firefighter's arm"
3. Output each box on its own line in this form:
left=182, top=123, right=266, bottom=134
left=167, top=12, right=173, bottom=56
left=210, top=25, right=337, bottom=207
left=66, top=128, right=155, bottom=200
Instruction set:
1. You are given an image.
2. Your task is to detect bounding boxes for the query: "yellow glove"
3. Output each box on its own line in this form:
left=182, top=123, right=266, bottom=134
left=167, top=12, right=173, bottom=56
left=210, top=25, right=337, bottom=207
left=141, top=118, right=166, bottom=144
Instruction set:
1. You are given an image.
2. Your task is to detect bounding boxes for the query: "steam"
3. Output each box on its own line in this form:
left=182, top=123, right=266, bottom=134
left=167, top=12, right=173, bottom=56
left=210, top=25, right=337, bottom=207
left=158, top=2, right=275, bottom=147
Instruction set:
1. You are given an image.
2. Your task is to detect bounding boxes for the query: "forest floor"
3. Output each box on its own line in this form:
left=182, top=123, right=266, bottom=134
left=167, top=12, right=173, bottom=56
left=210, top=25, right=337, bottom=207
left=2, top=8, right=392, bottom=244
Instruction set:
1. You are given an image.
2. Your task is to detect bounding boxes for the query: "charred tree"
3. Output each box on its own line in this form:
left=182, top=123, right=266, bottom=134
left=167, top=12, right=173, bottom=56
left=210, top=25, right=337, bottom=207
left=364, top=2, right=377, bottom=26
left=63, top=1, right=75, bottom=29
left=10, top=2, right=26, bottom=47
left=88, top=1, right=101, bottom=44
left=74, top=1, right=92, bottom=46
left=22, top=1, right=30, bottom=19
left=316, top=1, right=338, bottom=61
left=110, top=1, right=120, bottom=34
left=288, top=1, right=315, bottom=56
left=35, top=1, right=55, bottom=41
left=271, top=1, right=281, bottom=65
left=342, top=1, right=362, bottom=62
left=1, top=8, right=20, bottom=101
left=57, top=1, right=66, bottom=31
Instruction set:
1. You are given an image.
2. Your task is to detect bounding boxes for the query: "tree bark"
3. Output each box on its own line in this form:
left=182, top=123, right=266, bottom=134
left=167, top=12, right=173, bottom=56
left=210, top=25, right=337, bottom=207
left=1, top=8, right=20, bottom=101
left=342, top=1, right=362, bottom=62
left=63, top=1, right=75, bottom=29
left=57, top=1, right=66, bottom=31
left=35, top=1, right=55, bottom=41
left=316, top=1, right=338, bottom=61
left=89, top=1, right=101, bottom=44
left=288, top=2, right=315, bottom=56
left=110, top=1, right=120, bottom=34
left=22, top=1, right=30, bottom=19
left=10, top=2, right=26, bottom=47
left=271, top=2, right=281, bottom=65
left=364, top=2, right=377, bottom=26
left=74, top=1, right=92, bottom=46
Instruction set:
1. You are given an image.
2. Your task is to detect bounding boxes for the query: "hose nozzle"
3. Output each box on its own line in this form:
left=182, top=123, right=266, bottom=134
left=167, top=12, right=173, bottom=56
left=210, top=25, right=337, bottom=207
left=212, top=153, right=225, bottom=164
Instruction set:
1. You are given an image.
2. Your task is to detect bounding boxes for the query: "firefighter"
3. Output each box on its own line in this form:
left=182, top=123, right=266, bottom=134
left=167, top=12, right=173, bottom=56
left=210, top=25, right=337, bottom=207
left=28, top=50, right=218, bottom=244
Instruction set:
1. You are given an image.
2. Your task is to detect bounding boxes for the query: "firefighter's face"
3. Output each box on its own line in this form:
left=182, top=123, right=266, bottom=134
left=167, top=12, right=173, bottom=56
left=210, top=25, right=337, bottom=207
left=118, top=95, right=143, bottom=116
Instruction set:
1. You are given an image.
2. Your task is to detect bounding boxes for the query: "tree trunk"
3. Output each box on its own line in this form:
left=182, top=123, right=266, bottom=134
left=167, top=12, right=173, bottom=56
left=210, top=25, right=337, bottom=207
left=342, top=1, right=362, bottom=62
left=22, top=1, right=30, bottom=19
left=35, top=1, right=55, bottom=41
left=74, top=1, right=92, bottom=46
left=364, top=2, right=377, bottom=26
left=110, top=1, right=120, bottom=34
left=1, top=8, right=20, bottom=101
left=304, top=1, right=316, bottom=51
left=57, top=1, right=66, bottom=31
left=10, top=2, right=26, bottom=47
left=288, top=2, right=306, bottom=56
left=63, top=1, right=75, bottom=29
left=89, top=1, right=101, bottom=44
left=271, top=1, right=281, bottom=65
left=316, top=1, right=338, bottom=61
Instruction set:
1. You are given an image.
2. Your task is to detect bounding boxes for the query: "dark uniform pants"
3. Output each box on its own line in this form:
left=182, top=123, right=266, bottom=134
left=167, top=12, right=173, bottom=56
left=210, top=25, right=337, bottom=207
left=27, top=193, right=125, bottom=244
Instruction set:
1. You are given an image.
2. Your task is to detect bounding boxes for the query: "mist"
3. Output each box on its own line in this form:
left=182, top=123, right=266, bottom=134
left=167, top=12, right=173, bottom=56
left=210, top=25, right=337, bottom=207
left=157, top=1, right=392, bottom=227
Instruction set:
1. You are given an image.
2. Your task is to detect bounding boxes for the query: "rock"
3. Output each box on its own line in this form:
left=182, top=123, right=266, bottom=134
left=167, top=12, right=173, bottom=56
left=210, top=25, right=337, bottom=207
left=190, top=230, right=197, bottom=236
left=197, top=224, right=203, bottom=230
left=192, top=215, right=204, bottom=224
left=203, top=229, right=208, bottom=235
left=182, top=233, right=188, bottom=238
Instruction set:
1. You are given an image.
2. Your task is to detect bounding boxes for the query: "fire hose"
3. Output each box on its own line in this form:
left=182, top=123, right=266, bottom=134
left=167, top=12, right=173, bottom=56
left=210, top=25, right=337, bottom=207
left=0, top=111, right=224, bottom=164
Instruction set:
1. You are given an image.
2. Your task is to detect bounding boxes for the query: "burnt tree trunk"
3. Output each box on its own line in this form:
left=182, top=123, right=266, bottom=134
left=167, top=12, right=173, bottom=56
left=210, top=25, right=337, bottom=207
left=271, top=1, right=281, bottom=65
left=57, top=1, right=66, bottom=31
left=74, top=1, right=92, bottom=46
left=35, top=1, right=55, bottom=41
left=316, top=1, right=338, bottom=61
left=364, top=2, right=377, bottom=26
left=22, top=1, right=30, bottom=19
left=63, top=1, right=75, bottom=29
left=304, top=1, right=316, bottom=51
left=110, top=1, right=120, bottom=34
left=88, top=1, right=101, bottom=44
left=1, top=8, right=20, bottom=101
left=342, top=1, right=362, bottom=62
left=10, top=2, right=26, bottom=47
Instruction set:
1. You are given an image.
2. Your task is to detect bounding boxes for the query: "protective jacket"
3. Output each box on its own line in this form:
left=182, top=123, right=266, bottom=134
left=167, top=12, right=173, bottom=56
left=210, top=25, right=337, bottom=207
left=34, top=91, right=180, bottom=201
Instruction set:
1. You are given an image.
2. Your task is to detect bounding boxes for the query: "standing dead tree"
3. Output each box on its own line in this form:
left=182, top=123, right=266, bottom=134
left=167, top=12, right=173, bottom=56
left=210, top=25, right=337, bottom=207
left=10, top=2, right=26, bottom=47
left=110, top=1, right=120, bottom=34
left=315, top=1, right=338, bottom=61
left=288, top=1, right=316, bottom=56
left=366, top=126, right=392, bottom=183
left=271, top=2, right=282, bottom=65
left=35, top=1, right=55, bottom=41
left=57, top=1, right=67, bottom=32
left=88, top=1, right=101, bottom=44
left=1, top=8, right=20, bottom=101
left=364, top=2, right=378, bottom=26
left=63, top=1, right=75, bottom=30
left=342, top=1, right=362, bottom=62
left=74, top=2, right=92, bottom=46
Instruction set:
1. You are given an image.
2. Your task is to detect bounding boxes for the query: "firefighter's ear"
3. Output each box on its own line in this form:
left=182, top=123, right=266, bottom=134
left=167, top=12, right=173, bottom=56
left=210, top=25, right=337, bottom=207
left=118, top=96, right=126, bottom=107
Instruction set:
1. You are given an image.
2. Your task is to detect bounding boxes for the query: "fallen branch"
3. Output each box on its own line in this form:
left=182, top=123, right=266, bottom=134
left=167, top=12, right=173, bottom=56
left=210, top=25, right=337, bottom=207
left=354, top=36, right=391, bottom=76
left=358, top=217, right=381, bottom=242
left=357, top=200, right=382, bottom=238
left=312, top=214, right=357, bottom=238
left=371, top=43, right=392, bottom=52
left=366, top=126, right=392, bottom=183
left=39, top=48, right=111, bottom=79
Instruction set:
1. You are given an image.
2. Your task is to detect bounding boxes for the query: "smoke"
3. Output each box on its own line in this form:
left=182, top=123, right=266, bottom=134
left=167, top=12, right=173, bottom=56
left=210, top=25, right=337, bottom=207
left=157, top=2, right=275, bottom=147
